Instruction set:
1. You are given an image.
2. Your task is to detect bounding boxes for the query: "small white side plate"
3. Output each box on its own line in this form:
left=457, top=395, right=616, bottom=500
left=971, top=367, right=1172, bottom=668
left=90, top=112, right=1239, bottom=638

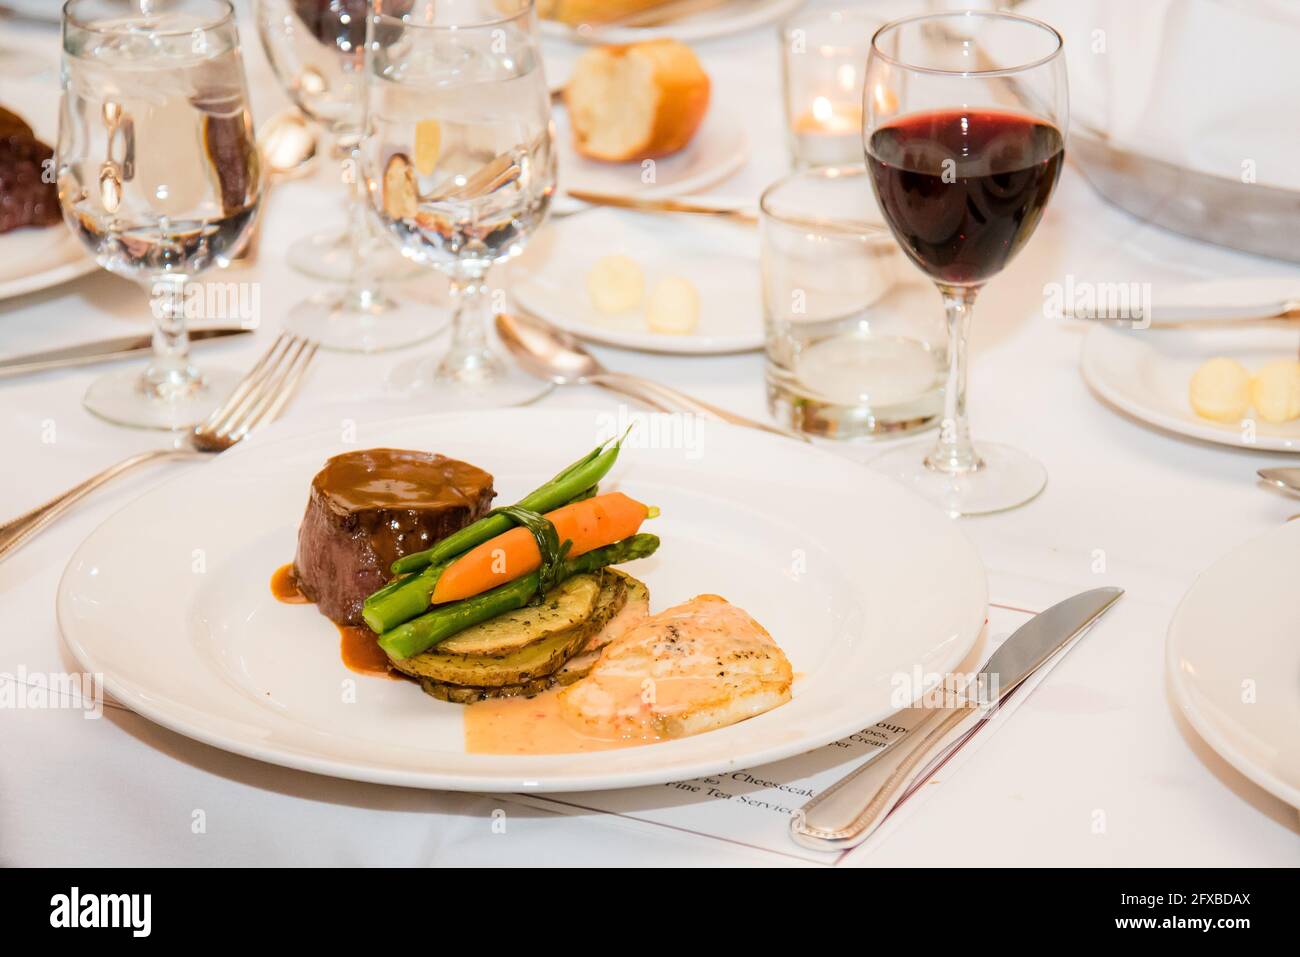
left=510, top=206, right=762, bottom=354
left=1081, top=323, right=1300, bottom=452
left=554, top=106, right=748, bottom=204
left=1167, top=519, right=1300, bottom=809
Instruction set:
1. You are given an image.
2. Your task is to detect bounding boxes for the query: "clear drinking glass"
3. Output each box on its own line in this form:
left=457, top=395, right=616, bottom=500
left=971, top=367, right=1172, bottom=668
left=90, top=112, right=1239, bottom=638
left=256, top=0, right=433, bottom=352
left=362, top=0, right=556, bottom=409
left=58, top=0, right=261, bottom=429
left=761, top=166, right=943, bottom=439
left=862, top=11, right=1068, bottom=516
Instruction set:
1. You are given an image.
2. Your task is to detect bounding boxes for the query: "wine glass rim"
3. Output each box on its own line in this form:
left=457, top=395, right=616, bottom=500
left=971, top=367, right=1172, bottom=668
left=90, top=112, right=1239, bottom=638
left=371, top=0, right=534, bottom=32
left=870, top=10, right=1063, bottom=78
left=62, top=0, right=235, bottom=36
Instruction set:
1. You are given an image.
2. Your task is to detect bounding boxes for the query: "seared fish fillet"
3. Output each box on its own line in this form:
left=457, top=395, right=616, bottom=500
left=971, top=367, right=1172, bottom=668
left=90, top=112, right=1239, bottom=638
left=558, top=594, right=791, bottom=740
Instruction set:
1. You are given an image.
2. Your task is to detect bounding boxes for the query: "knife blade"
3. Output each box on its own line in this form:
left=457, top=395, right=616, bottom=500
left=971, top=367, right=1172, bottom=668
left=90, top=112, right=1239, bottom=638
left=791, top=586, right=1124, bottom=851
left=1067, top=299, right=1300, bottom=326
left=0, top=327, right=252, bottom=379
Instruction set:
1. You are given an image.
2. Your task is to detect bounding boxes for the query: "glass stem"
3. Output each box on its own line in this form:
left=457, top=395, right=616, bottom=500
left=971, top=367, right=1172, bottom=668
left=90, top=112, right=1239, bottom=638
left=333, top=128, right=386, bottom=314
left=144, top=275, right=200, bottom=398
left=437, top=269, right=503, bottom=386
left=926, top=284, right=982, bottom=474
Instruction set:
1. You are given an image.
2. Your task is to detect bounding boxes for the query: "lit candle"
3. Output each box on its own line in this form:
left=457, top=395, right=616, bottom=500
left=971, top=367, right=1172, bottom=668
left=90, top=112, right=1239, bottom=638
left=791, top=96, right=864, bottom=167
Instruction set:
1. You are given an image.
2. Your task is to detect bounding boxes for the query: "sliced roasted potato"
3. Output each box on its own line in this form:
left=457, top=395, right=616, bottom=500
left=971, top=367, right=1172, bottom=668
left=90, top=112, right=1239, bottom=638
left=420, top=676, right=556, bottom=704
left=556, top=572, right=651, bottom=684
left=392, top=572, right=627, bottom=687
left=555, top=649, right=599, bottom=685
left=585, top=571, right=649, bottom=652
left=436, top=574, right=602, bottom=658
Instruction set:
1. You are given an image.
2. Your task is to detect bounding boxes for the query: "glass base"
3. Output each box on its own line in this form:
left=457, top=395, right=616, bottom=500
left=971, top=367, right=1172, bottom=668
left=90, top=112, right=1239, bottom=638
left=286, top=230, right=423, bottom=283
left=83, top=364, right=242, bottom=431
left=870, top=439, right=1047, bottom=517
left=284, top=289, right=442, bottom=353
left=386, top=350, right=554, bottom=411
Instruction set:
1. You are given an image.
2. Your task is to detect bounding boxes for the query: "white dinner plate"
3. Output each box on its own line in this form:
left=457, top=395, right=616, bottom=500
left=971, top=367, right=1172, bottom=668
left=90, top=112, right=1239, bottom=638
left=554, top=106, right=748, bottom=205
left=0, top=226, right=97, bottom=302
left=0, top=68, right=97, bottom=302
left=1167, top=520, right=1300, bottom=809
left=542, top=0, right=806, bottom=44
left=510, top=207, right=762, bottom=354
left=57, top=409, right=987, bottom=792
left=1081, top=322, right=1300, bottom=453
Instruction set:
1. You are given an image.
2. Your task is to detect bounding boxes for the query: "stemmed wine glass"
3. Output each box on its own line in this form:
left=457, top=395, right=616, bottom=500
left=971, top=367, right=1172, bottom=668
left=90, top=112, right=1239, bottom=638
left=256, top=0, right=432, bottom=352
left=862, top=11, right=1067, bottom=516
left=361, top=0, right=556, bottom=408
left=58, top=0, right=261, bottom=429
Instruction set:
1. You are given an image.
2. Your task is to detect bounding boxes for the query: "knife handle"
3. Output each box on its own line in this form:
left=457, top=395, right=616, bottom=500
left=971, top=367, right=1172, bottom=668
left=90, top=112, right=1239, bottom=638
left=790, top=706, right=975, bottom=851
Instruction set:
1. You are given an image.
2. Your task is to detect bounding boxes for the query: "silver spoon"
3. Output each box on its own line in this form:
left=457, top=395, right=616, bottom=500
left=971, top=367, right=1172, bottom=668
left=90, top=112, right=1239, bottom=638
left=1258, top=467, right=1300, bottom=496
left=495, top=312, right=808, bottom=442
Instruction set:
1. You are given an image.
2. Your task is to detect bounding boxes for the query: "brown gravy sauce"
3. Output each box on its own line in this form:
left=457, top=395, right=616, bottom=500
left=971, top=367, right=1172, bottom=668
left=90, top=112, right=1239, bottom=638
left=339, top=625, right=403, bottom=679
left=464, top=689, right=661, bottom=755
left=271, top=563, right=402, bottom=679
left=313, top=448, right=493, bottom=514
left=269, top=563, right=310, bottom=603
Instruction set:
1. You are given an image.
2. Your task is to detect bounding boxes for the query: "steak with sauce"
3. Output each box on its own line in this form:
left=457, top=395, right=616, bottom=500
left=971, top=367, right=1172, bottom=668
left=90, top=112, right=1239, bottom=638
left=0, top=107, right=60, bottom=235
left=294, top=449, right=495, bottom=626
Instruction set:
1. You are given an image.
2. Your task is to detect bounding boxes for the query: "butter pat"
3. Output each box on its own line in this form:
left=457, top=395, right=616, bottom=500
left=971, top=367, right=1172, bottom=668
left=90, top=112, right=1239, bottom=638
left=587, top=255, right=645, bottom=314
left=646, top=276, right=699, bottom=335
left=1189, top=357, right=1251, bottom=423
left=1250, top=359, right=1300, bottom=423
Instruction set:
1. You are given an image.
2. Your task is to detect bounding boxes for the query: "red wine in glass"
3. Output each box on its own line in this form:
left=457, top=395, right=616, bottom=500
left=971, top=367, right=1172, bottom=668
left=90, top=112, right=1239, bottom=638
left=866, top=108, right=1064, bottom=286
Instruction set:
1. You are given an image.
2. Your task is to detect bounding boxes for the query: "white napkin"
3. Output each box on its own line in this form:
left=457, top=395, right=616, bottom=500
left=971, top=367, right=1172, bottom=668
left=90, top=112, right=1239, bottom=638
left=1023, top=0, right=1300, bottom=190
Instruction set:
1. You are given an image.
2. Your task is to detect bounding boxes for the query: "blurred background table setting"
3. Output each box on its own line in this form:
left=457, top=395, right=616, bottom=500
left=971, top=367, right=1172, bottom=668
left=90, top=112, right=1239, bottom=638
left=0, top=0, right=1297, bottom=867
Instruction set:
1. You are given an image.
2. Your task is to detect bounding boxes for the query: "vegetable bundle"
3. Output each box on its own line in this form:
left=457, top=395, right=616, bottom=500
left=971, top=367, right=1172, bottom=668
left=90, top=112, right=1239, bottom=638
left=362, top=436, right=660, bottom=658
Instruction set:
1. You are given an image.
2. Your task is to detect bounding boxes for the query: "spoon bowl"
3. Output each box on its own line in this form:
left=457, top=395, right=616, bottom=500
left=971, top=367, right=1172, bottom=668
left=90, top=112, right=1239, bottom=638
left=495, top=312, right=807, bottom=441
left=496, top=311, right=607, bottom=384
left=259, top=109, right=318, bottom=179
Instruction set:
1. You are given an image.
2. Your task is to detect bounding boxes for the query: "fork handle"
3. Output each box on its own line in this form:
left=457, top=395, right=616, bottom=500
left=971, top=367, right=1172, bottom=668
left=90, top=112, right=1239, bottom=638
left=0, top=448, right=199, bottom=564
left=589, top=372, right=808, bottom=443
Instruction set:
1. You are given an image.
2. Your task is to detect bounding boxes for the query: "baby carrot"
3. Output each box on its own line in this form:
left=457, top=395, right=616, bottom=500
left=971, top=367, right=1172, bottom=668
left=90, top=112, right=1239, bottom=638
left=430, top=492, right=651, bottom=604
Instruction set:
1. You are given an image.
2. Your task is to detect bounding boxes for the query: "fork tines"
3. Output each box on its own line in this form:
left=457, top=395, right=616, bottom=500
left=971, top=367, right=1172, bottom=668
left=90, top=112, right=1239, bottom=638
left=199, top=333, right=318, bottom=443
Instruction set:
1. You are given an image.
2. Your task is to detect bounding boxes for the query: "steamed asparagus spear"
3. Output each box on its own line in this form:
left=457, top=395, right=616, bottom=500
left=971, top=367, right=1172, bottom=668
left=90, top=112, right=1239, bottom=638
left=379, top=534, right=660, bottom=660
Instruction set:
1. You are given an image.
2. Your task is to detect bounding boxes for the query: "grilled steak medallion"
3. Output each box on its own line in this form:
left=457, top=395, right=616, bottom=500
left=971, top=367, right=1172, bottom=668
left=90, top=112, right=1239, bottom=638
left=294, top=449, right=495, bottom=626
left=0, top=107, right=60, bottom=235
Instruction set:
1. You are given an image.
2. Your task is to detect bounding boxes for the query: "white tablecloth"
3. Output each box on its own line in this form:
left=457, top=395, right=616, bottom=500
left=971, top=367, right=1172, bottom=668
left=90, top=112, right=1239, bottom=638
left=1, top=2, right=1298, bottom=866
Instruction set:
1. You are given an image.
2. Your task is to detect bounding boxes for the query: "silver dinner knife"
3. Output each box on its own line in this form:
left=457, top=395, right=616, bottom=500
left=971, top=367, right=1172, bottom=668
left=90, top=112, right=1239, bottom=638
left=0, top=326, right=252, bottom=379
left=1066, top=300, right=1300, bottom=327
left=791, top=586, right=1124, bottom=851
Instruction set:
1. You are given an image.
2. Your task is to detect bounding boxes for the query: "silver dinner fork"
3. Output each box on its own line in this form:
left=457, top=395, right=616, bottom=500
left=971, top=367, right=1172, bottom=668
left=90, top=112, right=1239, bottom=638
left=0, top=333, right=317, bottom=564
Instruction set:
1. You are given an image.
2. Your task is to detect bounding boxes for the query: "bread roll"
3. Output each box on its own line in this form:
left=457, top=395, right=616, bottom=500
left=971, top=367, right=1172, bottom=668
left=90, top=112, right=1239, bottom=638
left=565, top=39, right=710, bottom=162
left=538, top=1, right=676, bottom=27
